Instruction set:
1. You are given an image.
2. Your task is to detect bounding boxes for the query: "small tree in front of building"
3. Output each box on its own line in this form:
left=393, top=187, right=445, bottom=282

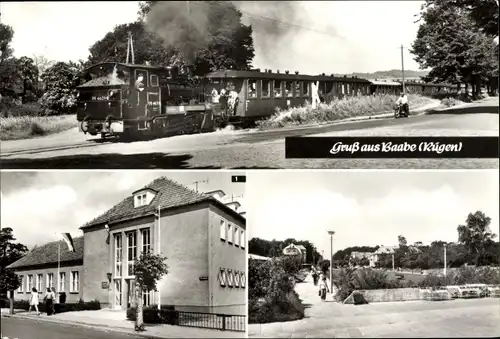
left=132, top=251, right=169, bottom=331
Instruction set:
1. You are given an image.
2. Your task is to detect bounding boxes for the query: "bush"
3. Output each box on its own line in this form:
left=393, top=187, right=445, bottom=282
left=248, top=258, right=306, bottom=324
left=126, top=304, right=177, bottom=325
left=256, top=94, right=433, bottom=130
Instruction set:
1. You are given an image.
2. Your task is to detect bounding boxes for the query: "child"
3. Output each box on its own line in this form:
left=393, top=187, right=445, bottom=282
left=28, top=287, right=40, bottom=315
left=319, top=276, right=330, bottom=301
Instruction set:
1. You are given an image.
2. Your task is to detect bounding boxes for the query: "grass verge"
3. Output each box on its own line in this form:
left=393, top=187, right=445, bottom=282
left=256, top=94, right=434, bottom=130
left=0, top=114, right=77, bottom=140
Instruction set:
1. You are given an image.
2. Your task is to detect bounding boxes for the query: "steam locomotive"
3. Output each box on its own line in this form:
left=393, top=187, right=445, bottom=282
left=75, top=62, right=458, bottom=139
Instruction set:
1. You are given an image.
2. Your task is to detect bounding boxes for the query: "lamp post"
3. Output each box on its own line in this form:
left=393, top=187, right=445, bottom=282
left=444, top=244, right=447, bottom=286
left=327, top=230, right=335, bottom=292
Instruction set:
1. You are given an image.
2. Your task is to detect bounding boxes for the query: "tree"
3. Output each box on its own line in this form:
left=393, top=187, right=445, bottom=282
left=457, top=211, right=497, bottom=266
left=425, top=0, right=499, bottom=37
left=0, top=227, right=28, bottom=297
left=132, top=251, right=169, bottom=331
left=32, top=54, right=55, bottom=82
left=0, top=23, right=14, bottom=64
left=139, top=1, right=255, bottom=75
left=411, top=2, right=498, bottom=96
left=40, top=62, right=81, bottom=114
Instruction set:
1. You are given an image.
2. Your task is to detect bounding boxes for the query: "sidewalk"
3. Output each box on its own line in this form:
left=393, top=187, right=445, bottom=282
left=1, top=309, right=244, bottom=338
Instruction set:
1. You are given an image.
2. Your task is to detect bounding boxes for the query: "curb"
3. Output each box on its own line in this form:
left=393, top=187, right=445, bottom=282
left=1, top=313, right=174, bottom=339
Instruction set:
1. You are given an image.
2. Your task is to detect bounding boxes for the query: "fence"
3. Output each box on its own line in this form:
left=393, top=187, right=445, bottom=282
left=173, top=311, right=246, bottom=332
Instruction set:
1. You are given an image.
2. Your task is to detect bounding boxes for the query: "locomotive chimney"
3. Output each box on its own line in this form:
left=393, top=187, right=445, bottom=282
left=285, top=70, right=289, bottom=74
left=295, top=71, right=299, bottom=75
left=277, top=70, right=280, bottom=73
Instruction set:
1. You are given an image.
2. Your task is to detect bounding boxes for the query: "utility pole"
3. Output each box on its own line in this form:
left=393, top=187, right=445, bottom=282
left=392, top=251, right=395, bottom=271
left=186, top=1, right=190, bottom=14
left=401, top=44, right=406, bottom=93
left=327, top=231, right=335, bottom=292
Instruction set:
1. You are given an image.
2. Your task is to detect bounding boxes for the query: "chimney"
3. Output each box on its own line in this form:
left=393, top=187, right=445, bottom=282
left=268, top=69, right=272, bottom=73
left=295, top=71, right=299, bottom=75
left=264, top=69, right=268, bottom=73
left=256, top=68, right=260, bottom=72
left=285, top=70, right=289, bottom=74
left=277, top=70, right=280, bottom=73
left=330, top=74, right=334, bottom=77
left=322, top=73, right=325, bottom=76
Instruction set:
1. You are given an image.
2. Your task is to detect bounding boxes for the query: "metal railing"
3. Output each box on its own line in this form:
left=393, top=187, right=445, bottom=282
left=160, top=310, right=246, bottom=332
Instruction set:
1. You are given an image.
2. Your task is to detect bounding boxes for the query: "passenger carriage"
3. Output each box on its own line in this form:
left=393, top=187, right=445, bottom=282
left=203, top=69, right=372, bottom=126
left=76, top=62, right=214, bottom=139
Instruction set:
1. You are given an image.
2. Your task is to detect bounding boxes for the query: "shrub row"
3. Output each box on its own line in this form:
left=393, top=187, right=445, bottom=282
left=126, top=304, right=178, bottom=325
left=1, top=298, right=100, bottom=313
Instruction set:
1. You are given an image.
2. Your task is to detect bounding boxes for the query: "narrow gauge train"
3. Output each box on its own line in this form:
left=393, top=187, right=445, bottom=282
left=76, top=62, right=214, bottom=139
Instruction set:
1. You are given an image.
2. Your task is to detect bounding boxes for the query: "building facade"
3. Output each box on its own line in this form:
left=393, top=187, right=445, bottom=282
left=8, top=177, right=246, bottom=316
left=8, top=237, right=84, bottom=303
left=80, top=177, right=246, bottom=315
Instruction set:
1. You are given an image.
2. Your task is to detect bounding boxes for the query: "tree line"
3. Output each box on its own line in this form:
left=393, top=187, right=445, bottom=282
left=326, top=211, right=499, bottom=271
left=248, top=237, right=323, bottom=264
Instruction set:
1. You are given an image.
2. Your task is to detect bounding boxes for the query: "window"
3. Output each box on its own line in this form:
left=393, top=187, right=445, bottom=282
left=27, top=275, right=33, bottom=292
left=240, top=272, right=246, bottom=288
left=18, top=276, right=24, bottom=292
left=227, top=269, right=234, bottom=287
left=136, top=193, right=147, bottom=207
left=273, top=80, right=283, bottom=97
left=47, top=273, right=54, bottom=289
left=150, top=74, right=159, bottom=87
left=234, top=227, right=239, bottom=247
left=37, top=274, right=43, bottom=292
left=59, top=272, right=65, bottom=292
left=220, top=220, right=226, bottom=241
left=240, top=230, right=245, bottom=249
left=247, top=79, right=257, bottom=98
left=127, top=231, right=137, bottom=276
left=115, top=234, right=122, bottom=277
left=294, top=81, right=301, bottom=97
left=303, top=82, right=309, bottom=96
left=227, top=224, right=233, bottom=244
left=261, top=80, right=270, bottom=98
left=218, top=268, right=227, bottom=287
left=142, top=228, right=151, bottom=253
left=70, top=271, right=79, bottom=292
left=285, top=81, right=293, bottom=97
left=143, top=289, right=151, bottom=306
left=134, top=69, right=148, bottom=87
left=234, top=271, right=240, bottom=288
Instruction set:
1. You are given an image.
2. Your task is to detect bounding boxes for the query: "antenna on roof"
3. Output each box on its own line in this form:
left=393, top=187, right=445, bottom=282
left=192, top=178, right=209, bottom=193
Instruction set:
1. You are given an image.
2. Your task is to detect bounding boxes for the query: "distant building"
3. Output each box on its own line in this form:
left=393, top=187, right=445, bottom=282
left=350, top=251, right=373, bottom=260
left=282, top=243, right=307, bottom=262
left=369, top=246, right=398, bottom=267
left=8, top=237, right=84, bottom=303
left=248, top=254, right=271, bottom=261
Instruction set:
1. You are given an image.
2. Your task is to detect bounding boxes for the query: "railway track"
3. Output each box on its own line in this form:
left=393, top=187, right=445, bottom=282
left=0, top=141, right=112, bottom=158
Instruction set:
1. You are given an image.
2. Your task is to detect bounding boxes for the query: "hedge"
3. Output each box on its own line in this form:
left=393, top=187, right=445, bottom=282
left=126, top=304, right=178, bottom=325
left=1, top=298, right=101, bottom=313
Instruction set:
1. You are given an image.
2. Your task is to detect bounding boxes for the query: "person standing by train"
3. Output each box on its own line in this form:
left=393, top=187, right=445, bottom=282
left=318, top=276, right=330, bottom=301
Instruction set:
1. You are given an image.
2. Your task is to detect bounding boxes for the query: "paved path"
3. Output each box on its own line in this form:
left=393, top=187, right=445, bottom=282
left=249, top=274, right=500, bottom=338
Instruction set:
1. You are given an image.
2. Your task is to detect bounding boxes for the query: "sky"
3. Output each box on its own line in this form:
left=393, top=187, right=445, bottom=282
left=2, top=1, right=425, bottom=73
left=0, top=171, right=246, bottom=248
left=247, top=170, right=500, bottom=257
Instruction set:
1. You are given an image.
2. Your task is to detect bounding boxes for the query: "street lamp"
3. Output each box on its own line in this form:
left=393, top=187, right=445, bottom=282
left=327, top=230, right=335, bottom=292
left=444, top=244, right=447, bottom=286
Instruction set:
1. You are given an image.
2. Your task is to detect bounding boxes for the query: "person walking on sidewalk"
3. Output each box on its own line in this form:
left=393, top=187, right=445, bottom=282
left=28, top=287, right=41, bottom=315
left=319, top=276, right=330, bottom=301
left=51, top=287, right=58, bottom=314
left=44, top=288, right=55, bottom=315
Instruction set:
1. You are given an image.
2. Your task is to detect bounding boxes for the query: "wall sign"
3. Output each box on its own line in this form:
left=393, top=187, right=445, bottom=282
left=199, top=276, right=208, bottom=281
left=101, top=281, right=109, bottom=289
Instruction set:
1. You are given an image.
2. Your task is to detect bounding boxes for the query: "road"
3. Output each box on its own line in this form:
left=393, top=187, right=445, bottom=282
left=249, top=274, right=500, bottom=338
left=1, top=97, right=498, bottom=169
left=0, top=316, right=149, bottom=339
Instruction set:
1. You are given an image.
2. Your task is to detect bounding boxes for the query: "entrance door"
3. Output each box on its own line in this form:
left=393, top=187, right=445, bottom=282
left=114, top=280, right=122, bottom=308
left=126, top=279, right=136, bottom=308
